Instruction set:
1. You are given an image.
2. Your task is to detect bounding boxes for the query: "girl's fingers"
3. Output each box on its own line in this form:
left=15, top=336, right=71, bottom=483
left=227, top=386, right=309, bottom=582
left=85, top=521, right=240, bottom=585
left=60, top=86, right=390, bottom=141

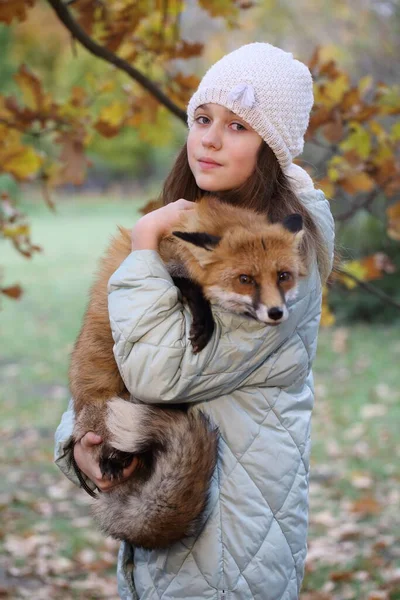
left=122, top=456, right=140, bottom=478
left=80, top=431, right=102, bottom=448
left=98, top=457, right=139, bottom=493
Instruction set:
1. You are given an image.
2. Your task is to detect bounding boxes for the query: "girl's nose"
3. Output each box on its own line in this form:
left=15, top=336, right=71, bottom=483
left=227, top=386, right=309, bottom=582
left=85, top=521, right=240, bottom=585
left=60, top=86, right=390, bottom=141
left=202, top=125, right=222, bottom=150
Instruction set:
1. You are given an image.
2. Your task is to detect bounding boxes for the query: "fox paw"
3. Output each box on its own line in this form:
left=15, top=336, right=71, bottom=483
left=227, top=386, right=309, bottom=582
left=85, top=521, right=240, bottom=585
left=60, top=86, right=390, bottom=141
left=189, top=318, right=214, bottom=353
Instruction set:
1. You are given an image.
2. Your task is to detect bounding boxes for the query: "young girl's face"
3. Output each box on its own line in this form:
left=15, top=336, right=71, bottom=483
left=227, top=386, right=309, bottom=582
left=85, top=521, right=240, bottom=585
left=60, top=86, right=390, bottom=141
left=187, top=103, right=262, bottom=192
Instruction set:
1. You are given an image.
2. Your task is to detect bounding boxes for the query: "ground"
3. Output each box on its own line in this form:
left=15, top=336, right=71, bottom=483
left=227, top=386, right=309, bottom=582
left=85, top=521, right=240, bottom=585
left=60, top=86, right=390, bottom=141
left=1, top=196, right=399, bottom=599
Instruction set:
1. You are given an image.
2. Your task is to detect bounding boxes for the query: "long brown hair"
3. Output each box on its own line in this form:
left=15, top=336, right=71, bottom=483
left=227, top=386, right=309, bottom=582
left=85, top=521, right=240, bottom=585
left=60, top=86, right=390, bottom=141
left=160, top=141, right=331, bottom=282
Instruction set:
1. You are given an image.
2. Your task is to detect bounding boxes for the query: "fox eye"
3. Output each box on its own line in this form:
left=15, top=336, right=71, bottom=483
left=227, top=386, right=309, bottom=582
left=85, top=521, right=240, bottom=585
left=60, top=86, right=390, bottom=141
left=239, top=274, right=254, bottom=285
left=278, top=271, right=292, bottom=282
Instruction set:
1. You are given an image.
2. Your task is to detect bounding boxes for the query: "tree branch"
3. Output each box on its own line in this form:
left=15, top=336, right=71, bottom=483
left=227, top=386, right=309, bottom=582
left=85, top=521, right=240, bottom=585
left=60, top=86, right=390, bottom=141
left=46, top=0, right=187, bottom=123
left=335, top=267, right=400, bottom=310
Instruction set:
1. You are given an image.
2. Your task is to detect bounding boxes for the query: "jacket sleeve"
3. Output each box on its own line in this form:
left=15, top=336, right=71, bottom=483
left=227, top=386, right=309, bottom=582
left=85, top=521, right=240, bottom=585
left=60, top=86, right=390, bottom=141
left=108, top=190, right=334, bottom=405
left=54, top=399, right=96, bottom=493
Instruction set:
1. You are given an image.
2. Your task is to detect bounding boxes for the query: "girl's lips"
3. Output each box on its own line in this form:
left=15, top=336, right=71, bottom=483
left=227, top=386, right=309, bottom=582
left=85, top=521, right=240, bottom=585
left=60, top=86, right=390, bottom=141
left=198, top=159, right=222, bottom=170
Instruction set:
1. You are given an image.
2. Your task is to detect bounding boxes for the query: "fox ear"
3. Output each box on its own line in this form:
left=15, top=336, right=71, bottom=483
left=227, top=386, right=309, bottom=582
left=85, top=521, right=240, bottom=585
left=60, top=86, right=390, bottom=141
left=282, top=213, right=303, bottom=233
left=172, top=231, right=221, bottom=251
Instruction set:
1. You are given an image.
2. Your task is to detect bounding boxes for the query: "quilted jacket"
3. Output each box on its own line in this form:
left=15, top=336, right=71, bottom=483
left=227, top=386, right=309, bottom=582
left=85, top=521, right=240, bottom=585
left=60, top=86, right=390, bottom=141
left=55, top=188, right=334, bottom=600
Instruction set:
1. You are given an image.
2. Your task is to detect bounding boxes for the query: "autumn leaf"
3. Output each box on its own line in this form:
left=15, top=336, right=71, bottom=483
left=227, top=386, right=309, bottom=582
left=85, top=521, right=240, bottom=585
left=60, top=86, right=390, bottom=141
left=317, top=177, right=335, bottom=199
left=94, top=101, right=129, bottom=138
left=322, top=119, right=344, bottom=143
left=1, top=284, right=23, bottom=299
left=173, top=41, right=204, bottom=60
left=2, top=145, right=43, bottom=181
left=320, top=286, right=335, bottom=327
left=337, top=254, right=395, bottom=289
left=314, top=73, right=350, bottom=109
left=358, top=74, right=374, bottom=98
left=3, top=223, right=30, bottom=238
left=340, top=171, right=375, bottom=195
left=13, top=64, right=49, bottom=112
left=55, top=132, right=89, bottom=186
left=350, top=495, right=382, bottom=516
left=339, top=122, right=371, bottom=159
left=0, top=0, right=35, bottom=24
left=387, top=201, right=400, bottom=241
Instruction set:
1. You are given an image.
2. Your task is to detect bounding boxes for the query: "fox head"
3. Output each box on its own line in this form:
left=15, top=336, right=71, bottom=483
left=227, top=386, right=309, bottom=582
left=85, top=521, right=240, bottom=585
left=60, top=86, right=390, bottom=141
left=172, top=214, right=307, bottom=325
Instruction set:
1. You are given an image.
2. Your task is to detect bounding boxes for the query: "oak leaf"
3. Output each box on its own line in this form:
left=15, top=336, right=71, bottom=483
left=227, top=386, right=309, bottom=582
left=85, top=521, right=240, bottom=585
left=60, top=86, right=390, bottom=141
left=0, top=0, right=35, bottom=24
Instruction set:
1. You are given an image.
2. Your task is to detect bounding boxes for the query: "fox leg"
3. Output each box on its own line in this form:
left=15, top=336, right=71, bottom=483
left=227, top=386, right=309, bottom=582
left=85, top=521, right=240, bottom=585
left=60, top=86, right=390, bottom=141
left=172, top=277, right=214, bottom=353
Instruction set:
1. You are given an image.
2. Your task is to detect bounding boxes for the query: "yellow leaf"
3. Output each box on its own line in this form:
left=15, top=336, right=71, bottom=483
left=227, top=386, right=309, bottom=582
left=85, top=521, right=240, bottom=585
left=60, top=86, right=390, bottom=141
left=373, top=142, right=393, bottom=166
left=339, top=261, right=368, bottom=289
left=315, top=74, right=350, bottom=109
left=14, top=64, right=51, bottom=112
left=340, top=172, right=375, bottom=195
left=318, top=44, right=345, bottom=63
left=320, top=286, right=335, bottom=327
left=358, top=75, right=373, bottom=98
left=317, top=177, right=335, bottom=198
left=3, top=146, right=43, bottom=180
left=3, top=223, right=30, bottom=238
left=98, top=101, right=127, bottom=127
left=369, top=120, right=386, bottom=141
left=376, top=84, right=400, bottom=114
left=327, top=166, right=340, bottom=182
left=340, top=122, right=371, bottom=159
left=390, top=121, right=400, bottom=142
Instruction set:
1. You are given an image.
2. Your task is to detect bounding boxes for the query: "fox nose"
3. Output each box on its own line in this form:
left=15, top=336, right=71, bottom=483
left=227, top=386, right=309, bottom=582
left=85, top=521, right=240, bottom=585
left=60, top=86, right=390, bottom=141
left=268, top=307, right=284, bottom=321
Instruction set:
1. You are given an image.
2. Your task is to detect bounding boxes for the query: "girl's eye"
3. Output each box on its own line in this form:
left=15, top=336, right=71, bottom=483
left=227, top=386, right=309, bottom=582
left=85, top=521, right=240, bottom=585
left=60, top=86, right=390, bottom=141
left=195, top=115, right=210, bottom=125
left=239, top=274, right=254, bottom=285
left=278, top=271, right=292, bottom=282
left=231, top=122, right=246, bottom=131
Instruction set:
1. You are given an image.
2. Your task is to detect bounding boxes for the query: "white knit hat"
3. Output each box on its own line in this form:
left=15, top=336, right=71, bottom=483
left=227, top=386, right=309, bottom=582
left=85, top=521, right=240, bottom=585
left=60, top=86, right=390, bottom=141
left=187, top=42, right=315, bottom=192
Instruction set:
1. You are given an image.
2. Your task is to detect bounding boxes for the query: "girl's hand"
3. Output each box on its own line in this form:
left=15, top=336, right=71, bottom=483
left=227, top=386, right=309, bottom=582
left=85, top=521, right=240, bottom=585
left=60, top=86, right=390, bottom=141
left=131, top=198, right=195, bottom=251
left=73, top=432, right=139, bottom=493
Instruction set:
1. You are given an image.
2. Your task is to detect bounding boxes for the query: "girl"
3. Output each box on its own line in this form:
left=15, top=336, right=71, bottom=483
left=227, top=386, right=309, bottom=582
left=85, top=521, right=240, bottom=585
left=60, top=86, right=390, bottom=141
left=55, top=42, right=335, bottom=600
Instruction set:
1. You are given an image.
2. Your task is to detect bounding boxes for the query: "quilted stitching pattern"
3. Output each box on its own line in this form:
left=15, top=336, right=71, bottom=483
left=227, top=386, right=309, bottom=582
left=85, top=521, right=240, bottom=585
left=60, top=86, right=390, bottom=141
left=107, top=191, right=333, bottom=599
left=130, top=290, right=320, bottom=600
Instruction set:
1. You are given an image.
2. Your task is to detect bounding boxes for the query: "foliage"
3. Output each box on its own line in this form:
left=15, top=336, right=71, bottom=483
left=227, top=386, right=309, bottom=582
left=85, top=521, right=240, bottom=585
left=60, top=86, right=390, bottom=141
left=0, top=0, right=399, bottom=319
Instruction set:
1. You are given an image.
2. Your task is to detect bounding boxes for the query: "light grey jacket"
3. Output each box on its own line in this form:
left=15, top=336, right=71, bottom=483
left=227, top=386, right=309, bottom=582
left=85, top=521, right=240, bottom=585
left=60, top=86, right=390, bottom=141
left=55, top=189, right=334, bottom=600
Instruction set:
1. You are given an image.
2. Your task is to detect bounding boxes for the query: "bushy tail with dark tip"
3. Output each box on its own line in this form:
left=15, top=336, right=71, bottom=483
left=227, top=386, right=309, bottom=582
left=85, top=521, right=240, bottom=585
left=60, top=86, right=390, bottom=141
left=91, top=398, right=219, bottom=549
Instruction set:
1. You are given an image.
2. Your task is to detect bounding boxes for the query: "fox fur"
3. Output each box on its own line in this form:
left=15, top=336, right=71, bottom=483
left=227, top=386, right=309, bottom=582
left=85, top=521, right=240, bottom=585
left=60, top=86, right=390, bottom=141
left=69, top=196, right=307, bottom=550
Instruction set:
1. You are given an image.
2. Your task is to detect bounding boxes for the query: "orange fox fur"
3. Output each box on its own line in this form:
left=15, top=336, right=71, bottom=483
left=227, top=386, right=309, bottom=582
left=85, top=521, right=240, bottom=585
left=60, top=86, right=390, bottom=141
left=69, top=196, right=307, bottom=549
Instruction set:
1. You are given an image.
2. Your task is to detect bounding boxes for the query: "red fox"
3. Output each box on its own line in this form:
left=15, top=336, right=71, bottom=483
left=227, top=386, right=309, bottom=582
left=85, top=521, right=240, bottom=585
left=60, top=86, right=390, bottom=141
left=68, top=196, right=307, bottom=549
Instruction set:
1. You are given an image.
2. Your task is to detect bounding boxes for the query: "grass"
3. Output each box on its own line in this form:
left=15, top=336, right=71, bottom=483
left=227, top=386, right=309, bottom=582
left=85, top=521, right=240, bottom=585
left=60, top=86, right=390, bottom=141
left=1, top=195, right=143, bottom=429
left=1, top=194, right=399, bottom=599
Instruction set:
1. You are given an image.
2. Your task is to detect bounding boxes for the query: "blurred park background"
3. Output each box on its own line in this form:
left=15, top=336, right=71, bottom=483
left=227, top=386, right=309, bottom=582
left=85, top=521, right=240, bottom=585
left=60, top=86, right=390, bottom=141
left=0, top=1, right=399, bottom=599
